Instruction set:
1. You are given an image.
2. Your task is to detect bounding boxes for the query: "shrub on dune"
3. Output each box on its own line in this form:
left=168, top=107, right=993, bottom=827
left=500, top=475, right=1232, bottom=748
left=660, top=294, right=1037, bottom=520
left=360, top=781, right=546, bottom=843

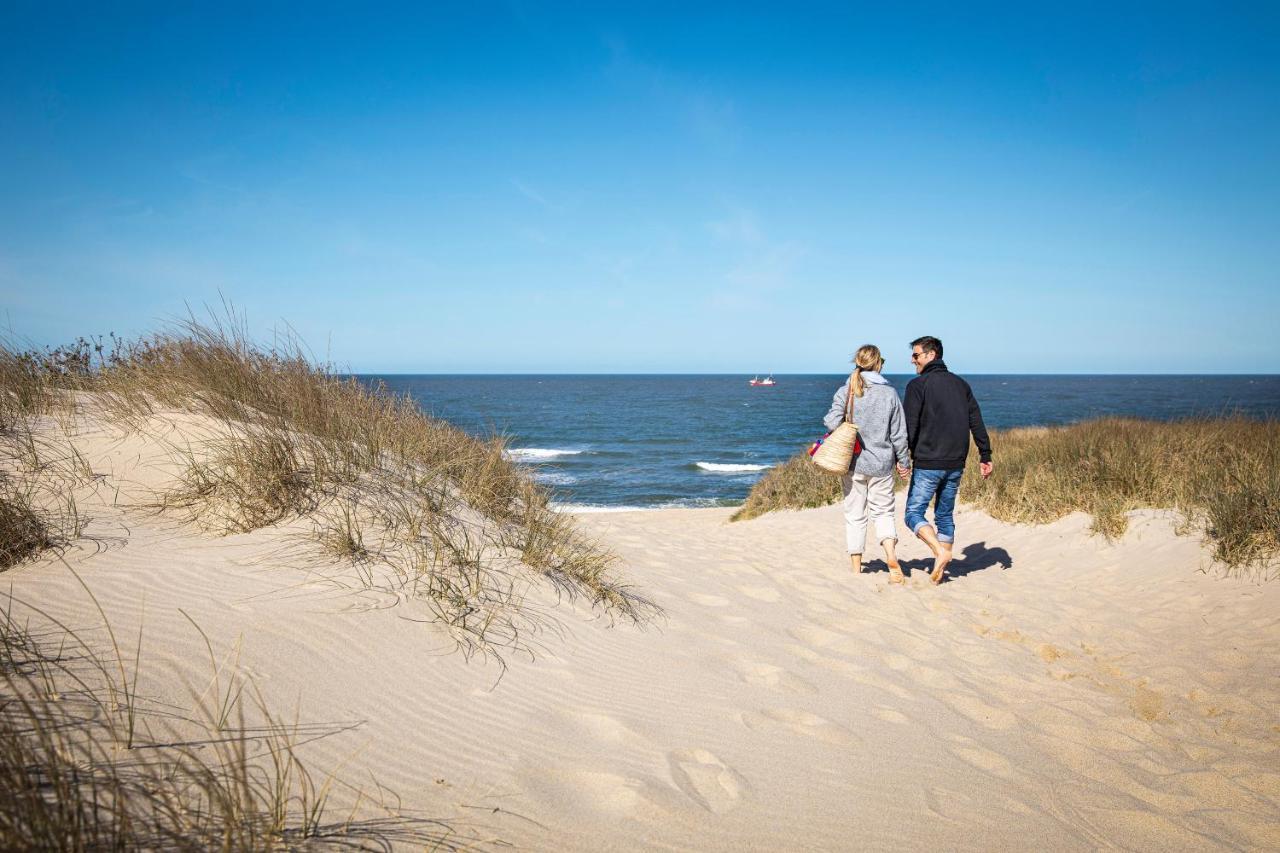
left=960, top=417, right=1280, bottom=574
left=730, top=453, right=844, bottom=521
left=735, top=417, right=1280, bottom=577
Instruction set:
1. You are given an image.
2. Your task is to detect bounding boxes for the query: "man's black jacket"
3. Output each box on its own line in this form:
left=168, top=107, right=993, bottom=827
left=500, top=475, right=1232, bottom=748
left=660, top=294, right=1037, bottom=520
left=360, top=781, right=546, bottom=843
left=903, top=360, right=993, bottom=470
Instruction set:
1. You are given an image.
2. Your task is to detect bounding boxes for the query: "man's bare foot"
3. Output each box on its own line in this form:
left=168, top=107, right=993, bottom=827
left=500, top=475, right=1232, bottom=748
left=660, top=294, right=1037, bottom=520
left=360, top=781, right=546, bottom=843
left=930, top=549, right=953, bottom=585
left=849, top=554, right=863, bottom=574
left=887, top=562, right=906, bottom=585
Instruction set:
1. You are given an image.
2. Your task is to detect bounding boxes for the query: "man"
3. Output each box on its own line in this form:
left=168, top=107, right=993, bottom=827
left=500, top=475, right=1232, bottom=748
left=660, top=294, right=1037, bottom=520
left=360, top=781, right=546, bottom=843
left=903, top=336, right=993, bottom=584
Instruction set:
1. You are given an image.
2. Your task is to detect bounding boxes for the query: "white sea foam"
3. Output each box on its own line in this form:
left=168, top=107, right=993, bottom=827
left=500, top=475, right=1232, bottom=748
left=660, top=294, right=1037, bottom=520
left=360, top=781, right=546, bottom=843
left=534, top=470, right=577, bottom=486
left=552, top=504, right=655, bottom=513
left=505, top=448, right=585, bottom=461
left=553, top=499, right=738, bottom=513
left=695, top=462, right=769, bottom=473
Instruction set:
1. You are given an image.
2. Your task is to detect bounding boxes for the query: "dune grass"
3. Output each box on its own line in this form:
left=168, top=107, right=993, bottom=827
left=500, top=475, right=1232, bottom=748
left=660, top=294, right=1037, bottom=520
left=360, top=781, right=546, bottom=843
left=729, top=453, right=845, bottom=522
left=0, top=579, right=463, bottom=850
left=0, top=400, right=91, bottom=571
left=1, top=314, right=653, bottom=658
left=734, top=417, right=1280, bottom=576
left=0, top=489, right=59, bottom=570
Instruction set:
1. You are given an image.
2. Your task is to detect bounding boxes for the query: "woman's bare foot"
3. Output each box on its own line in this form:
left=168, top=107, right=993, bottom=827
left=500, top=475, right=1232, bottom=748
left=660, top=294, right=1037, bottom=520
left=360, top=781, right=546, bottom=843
left=929, top=547, right=953, bottom=585
left=880, top=538, right=905, bottom=584
left=849, top=554, right=863, bottom=574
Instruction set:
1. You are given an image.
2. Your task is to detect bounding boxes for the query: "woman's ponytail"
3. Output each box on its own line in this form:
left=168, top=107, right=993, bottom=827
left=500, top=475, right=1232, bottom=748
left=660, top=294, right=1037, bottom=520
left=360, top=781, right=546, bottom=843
left=850, top=344, right=884, bottom=398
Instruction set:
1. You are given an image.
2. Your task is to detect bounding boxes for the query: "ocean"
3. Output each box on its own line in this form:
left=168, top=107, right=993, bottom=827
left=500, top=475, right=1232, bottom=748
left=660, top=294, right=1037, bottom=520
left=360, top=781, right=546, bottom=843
left=362, top=375, right=1280, bottom=511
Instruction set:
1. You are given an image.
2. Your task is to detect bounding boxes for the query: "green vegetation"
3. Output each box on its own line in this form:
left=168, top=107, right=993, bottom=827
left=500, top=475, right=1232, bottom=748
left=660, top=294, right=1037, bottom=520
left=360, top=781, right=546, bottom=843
left=734, top=418, right=1280, bottom=576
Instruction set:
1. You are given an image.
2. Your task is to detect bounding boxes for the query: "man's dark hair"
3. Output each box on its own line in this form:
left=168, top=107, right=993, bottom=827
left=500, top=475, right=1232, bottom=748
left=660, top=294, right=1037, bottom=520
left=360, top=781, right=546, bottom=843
left=911, top=336, right=943, bottom=359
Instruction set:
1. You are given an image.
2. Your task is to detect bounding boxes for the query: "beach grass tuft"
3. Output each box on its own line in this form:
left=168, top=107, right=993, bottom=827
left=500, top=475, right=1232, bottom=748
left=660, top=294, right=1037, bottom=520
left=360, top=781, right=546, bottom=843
left=1, top=410, right=89, bottom=571
left=0, top=487, right=58, bottom=569
left=0, top=580, right=465, bottom=849
left=734, top=417, right=1280, bottom=576
left=729, top=453, right=844, bottom=521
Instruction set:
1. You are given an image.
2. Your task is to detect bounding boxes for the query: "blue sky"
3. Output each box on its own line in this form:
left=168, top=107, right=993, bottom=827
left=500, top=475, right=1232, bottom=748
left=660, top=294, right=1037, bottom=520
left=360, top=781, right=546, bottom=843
left=2, top=2, right=1278, bottom=373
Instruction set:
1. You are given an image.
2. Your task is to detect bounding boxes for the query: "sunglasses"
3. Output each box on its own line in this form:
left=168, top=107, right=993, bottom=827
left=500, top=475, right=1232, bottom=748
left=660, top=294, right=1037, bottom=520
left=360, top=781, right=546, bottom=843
left=910, top=351, right=926, bottom=360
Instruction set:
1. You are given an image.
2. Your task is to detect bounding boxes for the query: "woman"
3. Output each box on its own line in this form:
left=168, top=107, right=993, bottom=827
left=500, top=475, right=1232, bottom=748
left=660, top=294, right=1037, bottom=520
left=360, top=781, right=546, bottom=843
left=823, top=344, right=911, bottom=583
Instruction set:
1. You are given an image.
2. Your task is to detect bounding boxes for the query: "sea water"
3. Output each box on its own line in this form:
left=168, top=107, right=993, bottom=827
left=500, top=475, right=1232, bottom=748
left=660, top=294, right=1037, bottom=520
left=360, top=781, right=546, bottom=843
left=363, top=375, right=1280, bottom=510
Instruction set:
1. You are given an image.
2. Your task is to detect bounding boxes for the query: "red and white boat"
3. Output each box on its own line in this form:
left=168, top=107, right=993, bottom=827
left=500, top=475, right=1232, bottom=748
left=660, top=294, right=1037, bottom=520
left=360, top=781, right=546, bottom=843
left=748, top=374, right=777, bottom=386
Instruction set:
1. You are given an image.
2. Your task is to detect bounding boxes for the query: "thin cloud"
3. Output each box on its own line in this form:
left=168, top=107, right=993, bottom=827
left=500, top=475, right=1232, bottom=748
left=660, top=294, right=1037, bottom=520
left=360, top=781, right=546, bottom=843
left=601, top=36, right=740, bottom=150
left=511, top=178, right=563, bottom=212
left=707, top=209, right=762, bottom=243
left=706, top=209, right=808, bottom=312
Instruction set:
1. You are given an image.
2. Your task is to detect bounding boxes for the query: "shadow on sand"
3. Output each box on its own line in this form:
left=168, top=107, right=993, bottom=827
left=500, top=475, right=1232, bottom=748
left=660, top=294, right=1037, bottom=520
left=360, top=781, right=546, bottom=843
left=863, top=541, right=1013, bottom=583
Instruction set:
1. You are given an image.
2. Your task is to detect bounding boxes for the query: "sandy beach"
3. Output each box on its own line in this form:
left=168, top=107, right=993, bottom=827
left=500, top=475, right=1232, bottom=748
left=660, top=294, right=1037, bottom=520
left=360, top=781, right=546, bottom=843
left=8, top=4, right=1280, bottom=847
left=3, top=407, right=1278, bottom=851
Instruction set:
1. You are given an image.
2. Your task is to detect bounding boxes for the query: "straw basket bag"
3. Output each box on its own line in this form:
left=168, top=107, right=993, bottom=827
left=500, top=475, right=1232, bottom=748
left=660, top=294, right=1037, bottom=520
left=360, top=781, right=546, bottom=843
left=811, top=373, right=861, bottom=474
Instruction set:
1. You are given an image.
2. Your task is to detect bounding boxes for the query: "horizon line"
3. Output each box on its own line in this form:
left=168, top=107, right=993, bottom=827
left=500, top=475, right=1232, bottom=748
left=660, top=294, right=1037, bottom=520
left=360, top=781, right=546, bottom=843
left=347, top=371, right=1280, bottom=377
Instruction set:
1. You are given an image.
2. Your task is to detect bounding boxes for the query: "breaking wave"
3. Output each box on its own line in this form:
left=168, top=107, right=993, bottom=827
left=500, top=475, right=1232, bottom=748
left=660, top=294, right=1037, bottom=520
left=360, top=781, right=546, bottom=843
left=506, top=448, right=585, bottom=461
left=695, top=462, right=770, bottom=473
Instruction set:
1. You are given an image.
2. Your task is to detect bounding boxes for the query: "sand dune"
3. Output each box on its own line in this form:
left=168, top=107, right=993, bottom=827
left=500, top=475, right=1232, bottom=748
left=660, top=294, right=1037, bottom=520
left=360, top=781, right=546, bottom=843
left=5, top=414, right=1278, bottom=850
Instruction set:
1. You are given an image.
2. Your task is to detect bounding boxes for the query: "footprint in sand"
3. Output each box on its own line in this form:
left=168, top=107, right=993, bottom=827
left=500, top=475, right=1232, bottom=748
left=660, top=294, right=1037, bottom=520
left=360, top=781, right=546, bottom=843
left=1131, top=684, right=1165, bottom=722
left=564, top=710, right=643, bottom=745
left=942, top=691, right=1019, bottom=730
left=784, top=643, right=825, bottom=663
left=950, top=743, right=1018, bottom=780
left=870, top=706, right=911, bottom=725
left=560, top=769, right=655, bottom=817
left=787, top=625, right=846, bottom=649
left=667, top=749, right=749, bottom=814
left=1038, top=643, right=1068, bottom=663
left=515, top=756, right=663, bottom=818
left=737, top=585, right=782, bottom=603
left=844, top=666, right=916, bottom=701
left=897, top=660, right=963, bottom=691
left=729, top=658, right=818, bottom=695
left=740, top=708, right=860, bottom=746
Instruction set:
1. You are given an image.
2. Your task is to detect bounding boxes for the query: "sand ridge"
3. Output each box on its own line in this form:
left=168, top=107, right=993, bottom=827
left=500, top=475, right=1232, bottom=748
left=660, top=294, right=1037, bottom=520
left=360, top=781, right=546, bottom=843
left=4, top=413, right=1279, bottom=850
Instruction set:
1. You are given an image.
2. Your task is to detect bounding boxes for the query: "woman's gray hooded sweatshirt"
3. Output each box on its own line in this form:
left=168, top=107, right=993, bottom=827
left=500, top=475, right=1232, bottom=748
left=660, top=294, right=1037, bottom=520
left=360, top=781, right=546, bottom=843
left=823, top=372, right=911, bottom=477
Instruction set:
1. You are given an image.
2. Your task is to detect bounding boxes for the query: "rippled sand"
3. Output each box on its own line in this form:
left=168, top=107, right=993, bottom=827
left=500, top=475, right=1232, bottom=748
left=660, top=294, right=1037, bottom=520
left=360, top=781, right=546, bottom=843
left=8, top=411, right=1279, bottom=850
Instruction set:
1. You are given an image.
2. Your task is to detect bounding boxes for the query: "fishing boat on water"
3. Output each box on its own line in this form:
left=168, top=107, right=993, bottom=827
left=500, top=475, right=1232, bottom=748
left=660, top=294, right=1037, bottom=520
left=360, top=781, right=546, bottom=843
left=748, top=374, right=777, bottom=386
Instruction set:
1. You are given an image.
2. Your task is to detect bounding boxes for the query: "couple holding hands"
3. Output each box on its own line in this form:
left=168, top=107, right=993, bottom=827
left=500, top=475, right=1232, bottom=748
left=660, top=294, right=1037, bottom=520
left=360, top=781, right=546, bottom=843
left=824, top=336, right=993, bottom=585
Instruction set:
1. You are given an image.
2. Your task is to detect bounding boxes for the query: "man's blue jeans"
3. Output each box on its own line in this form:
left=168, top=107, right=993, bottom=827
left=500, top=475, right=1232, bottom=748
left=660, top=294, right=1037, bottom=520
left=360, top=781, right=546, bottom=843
left=905, top=468, right=964, bottom=544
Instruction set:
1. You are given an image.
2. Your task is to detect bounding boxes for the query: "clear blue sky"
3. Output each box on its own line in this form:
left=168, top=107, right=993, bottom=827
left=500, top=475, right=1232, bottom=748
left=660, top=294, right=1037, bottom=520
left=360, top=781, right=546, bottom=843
left=2, top=2, right=1278, bottom=373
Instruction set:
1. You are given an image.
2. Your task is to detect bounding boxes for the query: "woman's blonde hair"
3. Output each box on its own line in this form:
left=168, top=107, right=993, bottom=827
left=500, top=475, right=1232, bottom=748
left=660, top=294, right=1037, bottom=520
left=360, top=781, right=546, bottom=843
left=850, top=344, right=885, bottom=398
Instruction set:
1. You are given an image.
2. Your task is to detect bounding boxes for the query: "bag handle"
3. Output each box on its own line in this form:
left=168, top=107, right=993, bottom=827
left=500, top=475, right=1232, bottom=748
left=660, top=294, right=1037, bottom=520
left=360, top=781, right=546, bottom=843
left=845, top=371, right=857, bottom=424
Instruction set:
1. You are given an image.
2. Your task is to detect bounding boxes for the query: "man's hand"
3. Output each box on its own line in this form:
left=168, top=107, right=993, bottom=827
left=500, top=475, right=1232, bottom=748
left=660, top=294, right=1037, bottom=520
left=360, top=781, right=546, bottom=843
left=979, top=461, right=994, bottom=480
left=895, top=463, right=910, bottom=479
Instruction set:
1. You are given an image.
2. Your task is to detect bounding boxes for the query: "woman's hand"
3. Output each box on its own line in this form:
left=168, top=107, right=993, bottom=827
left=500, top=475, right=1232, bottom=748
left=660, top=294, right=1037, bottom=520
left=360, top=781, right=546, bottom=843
left=895, top=463, right=910, bottom=479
